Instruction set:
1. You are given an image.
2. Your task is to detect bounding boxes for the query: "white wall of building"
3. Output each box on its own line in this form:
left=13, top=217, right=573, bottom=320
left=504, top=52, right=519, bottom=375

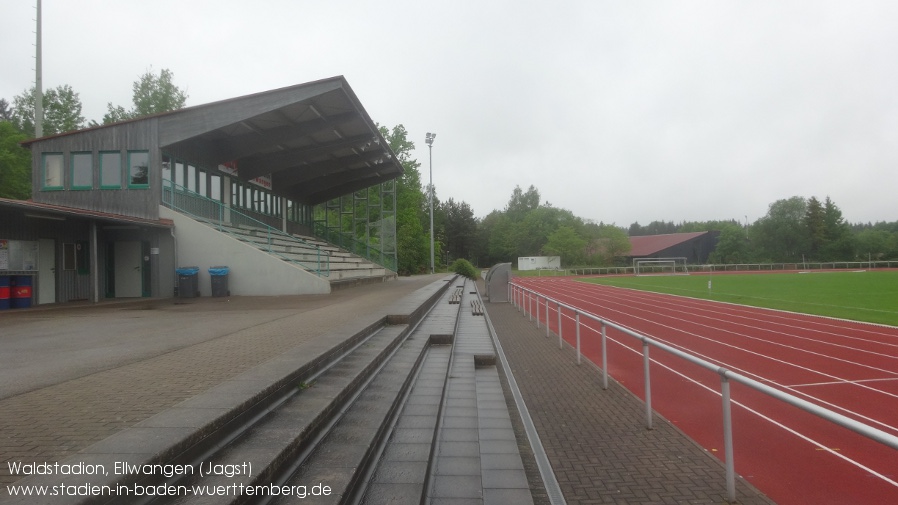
left=161, top=207, right=331, bottom=296
left=517, top=256, right=561, bottom=271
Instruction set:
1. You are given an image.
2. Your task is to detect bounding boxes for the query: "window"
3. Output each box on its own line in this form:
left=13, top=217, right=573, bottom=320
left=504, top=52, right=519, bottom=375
left=100, top=151, right=122, bottom=188
left=42, top=153, right=64, bottom=190
left=71, top=152, right=93, bottom=189
left=211, top=174, right=221, bottom=200
left=128, top=151, right=149, bottom=187
left=63, top=243, right=76, bottom=270
left=162, top=155, right=172, bottom=182
left=174, top=162, right=184, bottom=187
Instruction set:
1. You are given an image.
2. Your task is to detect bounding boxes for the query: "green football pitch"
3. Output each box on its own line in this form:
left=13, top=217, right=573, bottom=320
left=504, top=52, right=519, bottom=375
left=579, top=270, right=898, bottom=326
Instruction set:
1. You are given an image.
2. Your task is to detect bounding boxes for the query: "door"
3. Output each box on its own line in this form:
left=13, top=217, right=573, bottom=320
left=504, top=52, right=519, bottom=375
left=38, top=238, right=56, bottom=304
left=141, top=241, right=152, bottom=297
left=114, top=241, right=143, bottom=297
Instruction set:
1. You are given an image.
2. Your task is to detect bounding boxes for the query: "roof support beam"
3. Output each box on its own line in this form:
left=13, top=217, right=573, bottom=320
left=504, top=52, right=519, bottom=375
left=271, top=151, right=390, bottom=187
left=300, top=175, right=396, bottom=205
left=236, top=134, right=381, bottom=180
left=219, top=111, right=360, bottom=160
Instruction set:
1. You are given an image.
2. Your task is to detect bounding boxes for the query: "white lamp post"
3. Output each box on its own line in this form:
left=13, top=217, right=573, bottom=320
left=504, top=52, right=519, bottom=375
left=425, top=132, right=436, bottom=274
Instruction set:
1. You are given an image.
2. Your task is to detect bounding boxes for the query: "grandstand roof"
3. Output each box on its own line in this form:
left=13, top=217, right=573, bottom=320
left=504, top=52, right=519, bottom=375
left=628, top=231, right=709, bottom=257
left=23, top=76, right=403, bottom=206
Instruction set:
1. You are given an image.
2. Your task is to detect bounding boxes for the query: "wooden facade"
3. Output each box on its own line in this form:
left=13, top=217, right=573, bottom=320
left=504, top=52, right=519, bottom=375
left=30, top=118, right=162, bottom=220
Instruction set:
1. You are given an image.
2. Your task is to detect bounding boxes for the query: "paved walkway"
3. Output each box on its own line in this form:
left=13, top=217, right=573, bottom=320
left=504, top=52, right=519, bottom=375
left=2, top=275, right=777, bottom=504
left=485, top=299, right=776, bottom=505
left=0, top=275, right=447, bottom=490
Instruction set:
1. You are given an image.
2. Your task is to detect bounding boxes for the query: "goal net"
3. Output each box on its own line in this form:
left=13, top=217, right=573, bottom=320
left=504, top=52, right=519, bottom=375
left=633, top=257, right=689, bottom=276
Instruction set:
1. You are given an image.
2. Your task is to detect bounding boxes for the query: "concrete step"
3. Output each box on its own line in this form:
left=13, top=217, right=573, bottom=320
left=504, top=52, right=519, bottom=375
left=168, top=324, right=412, bottom=505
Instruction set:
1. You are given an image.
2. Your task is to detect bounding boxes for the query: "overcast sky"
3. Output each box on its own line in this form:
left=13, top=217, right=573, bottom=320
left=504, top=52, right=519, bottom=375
left=3, top=1, right=897, bottom=226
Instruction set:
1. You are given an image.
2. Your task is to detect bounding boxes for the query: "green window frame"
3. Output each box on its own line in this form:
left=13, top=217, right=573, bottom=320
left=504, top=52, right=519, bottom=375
left=128, top=151, right=150, bottom=188
left=71, top=152, right=93, bottom=190
left=42, top=152, right=64, bottom=190
left=100, top=151, right=122, bottom=189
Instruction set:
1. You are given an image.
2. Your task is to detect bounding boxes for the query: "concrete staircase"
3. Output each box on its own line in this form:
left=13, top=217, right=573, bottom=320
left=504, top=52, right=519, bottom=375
left=205, top=222, right=396, bottom=286
left=6, top=276, right=536, bottom=505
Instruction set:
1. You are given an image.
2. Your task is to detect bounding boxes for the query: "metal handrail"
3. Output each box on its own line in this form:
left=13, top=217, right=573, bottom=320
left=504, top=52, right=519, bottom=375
left=563, top=260, right=898, bottom=276
left=312, top=222, right=397, bottom=272
left=162, top=180, right=329, bottom=277
left=508, top=282, right=898, bottom=503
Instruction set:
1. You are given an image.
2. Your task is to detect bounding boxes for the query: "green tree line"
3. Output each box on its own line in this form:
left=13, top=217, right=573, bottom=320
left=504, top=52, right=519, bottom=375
left=632, top=196, right=898, bottom=264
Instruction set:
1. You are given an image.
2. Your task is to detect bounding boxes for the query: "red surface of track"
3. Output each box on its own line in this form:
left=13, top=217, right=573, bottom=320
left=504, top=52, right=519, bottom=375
left=512, top=277, right=898, bottom=505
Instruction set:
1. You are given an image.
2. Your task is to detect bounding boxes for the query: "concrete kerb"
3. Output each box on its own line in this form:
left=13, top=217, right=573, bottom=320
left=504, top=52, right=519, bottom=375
left=5, top=276, right=457, bottom=504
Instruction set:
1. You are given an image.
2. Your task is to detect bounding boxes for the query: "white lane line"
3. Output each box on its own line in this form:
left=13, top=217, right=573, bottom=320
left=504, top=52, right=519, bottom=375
left=568, top=279, right=898, bottom=341
left=573, top=311, right=898, bottom=435
left=533, top=283, right=898, bottom=385
left=521, top=282, right=898, bottom=434
left=790, top=377, right=898, bottom=388
left=600, top=329, right=898, bottom=490
left=556, top=281, right=898, bottom=352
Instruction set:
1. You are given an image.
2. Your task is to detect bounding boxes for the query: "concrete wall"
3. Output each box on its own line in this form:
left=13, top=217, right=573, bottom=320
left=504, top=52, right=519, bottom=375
left=161, top=207, right=330, bottom=296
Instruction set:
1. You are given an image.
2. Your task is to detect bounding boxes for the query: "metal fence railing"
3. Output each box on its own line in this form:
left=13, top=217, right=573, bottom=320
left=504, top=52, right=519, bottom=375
left=508, top=282, right=898, bottom=503
left=162, top=180, right=329, bottom=277
left=558, top=260, right=898, bottom=277
left=312, top=222, right=397, bottom=273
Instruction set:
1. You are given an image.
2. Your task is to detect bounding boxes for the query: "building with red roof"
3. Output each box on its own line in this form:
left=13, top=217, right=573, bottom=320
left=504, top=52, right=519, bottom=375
left=628, top=231, right=720, bottom=264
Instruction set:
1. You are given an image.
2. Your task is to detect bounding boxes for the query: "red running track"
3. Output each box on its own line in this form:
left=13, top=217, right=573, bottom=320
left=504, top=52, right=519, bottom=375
left=512, top=277, right=898, bottom=505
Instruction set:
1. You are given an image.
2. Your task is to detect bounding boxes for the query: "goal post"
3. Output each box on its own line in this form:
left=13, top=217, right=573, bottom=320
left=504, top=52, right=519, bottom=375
left=633, top=257, right=689, bottom=276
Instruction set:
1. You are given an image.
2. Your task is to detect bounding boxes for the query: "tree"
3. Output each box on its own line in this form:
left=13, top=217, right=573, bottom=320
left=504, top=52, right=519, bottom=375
left=10, top=85, right=86, bottom=137
left=709, top=223, right=750, bottom=264
left=441, top=198, right=478, bottom=263
left=543, top=226, right=586, bottom=266
left=0, top=99, right=12, bottom=122
left=854, top=229, right=893, bottom=261
left=589, top=223, right=631, bottom=266
left=629, top=220, right=677, bottom=236
left=103, top=68, right=188, bottom=123
left=478, top=210, right=516, bottom=265
left=511, top=205, right=582, bottom=259
left=505, top=184, right=540, bottom=220
left=379, top=124, right=430, bottom=275
left=0, top=121, right=32, bottom=199
left=751, top=197, right=809, bottom=262
left=821, top=196, right=854, bottom=261
left=803, top=196, right=826, bottom=260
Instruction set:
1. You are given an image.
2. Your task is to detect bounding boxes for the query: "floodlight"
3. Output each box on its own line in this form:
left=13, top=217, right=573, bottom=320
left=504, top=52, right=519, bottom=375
left=426, top=132, right=437, bottom=273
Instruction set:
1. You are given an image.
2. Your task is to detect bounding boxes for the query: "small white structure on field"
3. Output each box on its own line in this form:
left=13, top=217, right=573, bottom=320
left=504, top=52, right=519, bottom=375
left=517, top=256, right=561, bottom=271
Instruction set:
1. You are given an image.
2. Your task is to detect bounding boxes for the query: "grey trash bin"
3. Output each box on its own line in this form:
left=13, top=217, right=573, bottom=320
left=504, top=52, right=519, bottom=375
left=176, top=267, right=199, bottom=298
left=209, top=266, right=230, bottom=297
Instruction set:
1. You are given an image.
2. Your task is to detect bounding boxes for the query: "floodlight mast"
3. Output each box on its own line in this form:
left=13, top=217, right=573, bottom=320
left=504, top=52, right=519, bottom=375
left=34, top=0, right=43, bottom=138
left=425, top=132, right=436, bottom=274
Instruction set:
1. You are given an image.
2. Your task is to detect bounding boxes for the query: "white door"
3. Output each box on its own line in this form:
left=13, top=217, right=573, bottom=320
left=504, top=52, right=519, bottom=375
left=114, top=241, right=143, bottom=297
left=38, top=238, right=56, bottom=304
